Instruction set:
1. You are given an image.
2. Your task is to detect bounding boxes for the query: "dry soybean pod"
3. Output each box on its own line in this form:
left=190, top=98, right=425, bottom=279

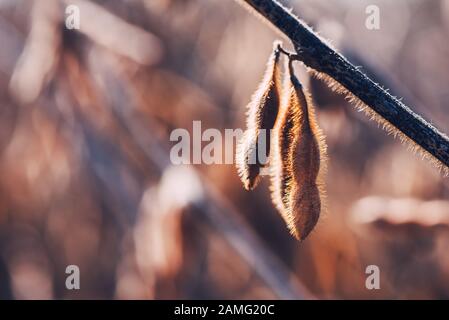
left=236, top=41, right=282, bottom=190
left=271, top=56, right=327, bottom=240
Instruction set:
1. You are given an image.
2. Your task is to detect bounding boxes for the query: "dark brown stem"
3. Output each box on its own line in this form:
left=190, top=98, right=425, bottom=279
left=277, top=44, right=294, bottom=57
left=238, top=0, right=449, bottom=169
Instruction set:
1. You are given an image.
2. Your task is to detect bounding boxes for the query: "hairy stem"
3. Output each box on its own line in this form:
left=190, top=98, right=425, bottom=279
left=238, top=0, right=449, bottom=170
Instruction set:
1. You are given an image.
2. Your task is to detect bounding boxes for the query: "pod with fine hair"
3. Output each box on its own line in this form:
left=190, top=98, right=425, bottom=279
left=270, top=58, right=327, bottom=240
left=236, top=41, right=282, bottom=190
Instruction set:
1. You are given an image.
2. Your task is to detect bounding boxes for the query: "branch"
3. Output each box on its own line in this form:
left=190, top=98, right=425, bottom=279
left=238, top=0, right=449, bottom=171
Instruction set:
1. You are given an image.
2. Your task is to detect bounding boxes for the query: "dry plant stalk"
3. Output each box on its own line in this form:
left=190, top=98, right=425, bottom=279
left=237, top=0, right=449, bottom=175
left=270, top=58, right=327, bottom=240
left=236, top=42, right=282, bottom=190
left=9, top=0, right=62, bottom=104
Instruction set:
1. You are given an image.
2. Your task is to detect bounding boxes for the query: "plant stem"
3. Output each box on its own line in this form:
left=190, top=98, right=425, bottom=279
left=238, top=0, right=449, bottom=169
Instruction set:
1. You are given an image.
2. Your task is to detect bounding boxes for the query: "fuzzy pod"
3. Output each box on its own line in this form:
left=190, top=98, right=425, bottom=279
left=236, top=129, right=261, bottom=190
left=270, top=59, right=327, bottom=240
left=236, top=41, right=282, bottom=190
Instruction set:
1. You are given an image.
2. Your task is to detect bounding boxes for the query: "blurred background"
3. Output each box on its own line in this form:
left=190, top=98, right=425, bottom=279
left=0, top=0, right=449, bottom=299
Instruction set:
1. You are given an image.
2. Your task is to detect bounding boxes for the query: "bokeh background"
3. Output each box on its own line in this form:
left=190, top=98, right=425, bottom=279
left=1, top=0, right=449, bottom=299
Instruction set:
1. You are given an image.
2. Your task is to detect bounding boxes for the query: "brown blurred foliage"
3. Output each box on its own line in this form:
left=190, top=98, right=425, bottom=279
left=0, top=0, right=449, bottom=299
